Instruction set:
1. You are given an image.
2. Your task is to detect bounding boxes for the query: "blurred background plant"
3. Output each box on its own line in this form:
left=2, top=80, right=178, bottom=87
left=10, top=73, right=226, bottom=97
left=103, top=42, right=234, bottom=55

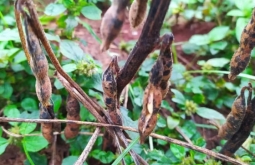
left=0, top=0, right=255, bottom=164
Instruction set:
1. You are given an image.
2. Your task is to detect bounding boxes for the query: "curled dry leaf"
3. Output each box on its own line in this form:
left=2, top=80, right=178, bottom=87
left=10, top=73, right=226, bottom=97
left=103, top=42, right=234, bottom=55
left=228, top=8, right=255, bottom=80
left=100, top=0, right=129, bottom=51
left=129, top=0, right=148, bottom=29
left=64, top=94, right=81, bottom=139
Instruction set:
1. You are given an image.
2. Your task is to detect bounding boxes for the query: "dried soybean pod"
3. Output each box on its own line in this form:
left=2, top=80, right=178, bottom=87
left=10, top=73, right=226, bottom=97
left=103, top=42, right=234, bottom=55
left=64, top=94, right=81, bottom=139
left=100, top=0, right=129, bottom=51
left=229, top=9, right=255, bottom=80
left=138, top=57, right=163, bottom=144
left=102, top=57, right=123, bottom=125
left=158, top=33, right=174, bottom=98
left=129, top=0, right=148, bottom=29
left=217, top=85, right=251, bottom=140
left=220, top=84, right=254, bottom=157
left=39, top=103, right=54, bottom=143
left=24, top=14, right=52, bottom=107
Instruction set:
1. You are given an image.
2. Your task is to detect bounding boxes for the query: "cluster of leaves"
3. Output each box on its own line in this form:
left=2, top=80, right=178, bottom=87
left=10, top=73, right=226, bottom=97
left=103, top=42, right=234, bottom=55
left=1, top=0, right=255, bottom=164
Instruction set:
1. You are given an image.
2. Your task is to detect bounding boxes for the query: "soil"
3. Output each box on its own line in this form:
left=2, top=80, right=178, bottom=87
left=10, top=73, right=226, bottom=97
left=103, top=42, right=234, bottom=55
left=0, top=3, right=217, bottom=165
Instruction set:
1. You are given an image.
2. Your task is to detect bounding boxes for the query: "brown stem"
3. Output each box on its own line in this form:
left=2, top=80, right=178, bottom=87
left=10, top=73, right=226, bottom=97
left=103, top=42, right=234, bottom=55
left=116, top=0, right=171, bottom=98
left=74, top=127, right=101, bottom=165
left=0, top=117, right=245, bottom=165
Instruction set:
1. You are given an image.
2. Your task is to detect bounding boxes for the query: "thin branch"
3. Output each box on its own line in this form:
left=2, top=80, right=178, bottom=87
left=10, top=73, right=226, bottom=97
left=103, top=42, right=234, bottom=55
left=0, top=117, right=245, bottom=165
left=51, top=132, right=58, bottom=165
left=116, top=0, right=171, bottom=98
left=175, top=126, right=193, bottom=144
left=74, top=127, right=101, bottom=165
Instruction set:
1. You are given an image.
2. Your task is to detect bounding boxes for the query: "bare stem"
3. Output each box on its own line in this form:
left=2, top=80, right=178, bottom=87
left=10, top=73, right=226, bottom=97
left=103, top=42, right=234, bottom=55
left=74, top=127, right=101, bottom=165
left=0, top=117, right=245, bottom=165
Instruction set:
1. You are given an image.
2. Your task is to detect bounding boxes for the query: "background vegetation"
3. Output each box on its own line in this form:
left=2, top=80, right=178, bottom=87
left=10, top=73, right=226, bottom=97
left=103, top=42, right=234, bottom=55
left=0, top=0, right=255, bottom=164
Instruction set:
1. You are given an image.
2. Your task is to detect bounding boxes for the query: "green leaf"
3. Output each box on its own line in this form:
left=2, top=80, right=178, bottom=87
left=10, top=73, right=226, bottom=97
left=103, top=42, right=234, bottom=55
left=2, top=82, right=13, bottom=99
left=3, top=105, right=20, bottom=126
left=0, top=28, right=20, bottom=41
left=62, top=156, right=87, bottom=165
left=21, top=98, right=37, bottom=111
left=44, top=3, right=67, bottom=16
left=0, top=142, right=8, bottom=155
left=78, top=18, right=101, bottom=43
left=227, top=9, right=244, bottom=16
left=112, top=137, right=139, bottom=165
left=170, top=143, right=186, bottom=159
left=206, top=58, right=230, bottom=68
left=157, top=116, right=166, bottom=128
left=167, top=116, right=180, bottom=129
left=62, top=63, right=77, bottom=73
left=81, top=5, right=102, bottom=20
left=189, top=35, right=210, bottom=45
left=171, top=89, right=185, bottom=105
left=91, top=150, right=115, bottom=164
left=52, top=94, right=62, bottom=113
left=60, top=40, right=84, bottom=61
left=208, top=26, right=229, bottom=42
left=65, top=16, right=78, bottom=32
left=0, top=137, right=8, bottom=145
left=24, top=152, right=47, bottom=165
left=236, top=18, right=249, bottom=42
left=196, top=107, right=225, bottom=120
left=234, top=0, right=253, bottom=10
left=22, top=136, right=48, bottom=152
left=19, top=123, right=37, bottom=135
left=120, top=107, right=139, bottom=140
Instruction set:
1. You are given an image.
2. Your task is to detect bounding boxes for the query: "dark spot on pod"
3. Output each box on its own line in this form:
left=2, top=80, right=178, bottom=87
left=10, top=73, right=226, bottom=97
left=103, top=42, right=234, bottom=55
left=163, top=70, right=170, bottom=76
left=105, top=97, right=113, bottom=105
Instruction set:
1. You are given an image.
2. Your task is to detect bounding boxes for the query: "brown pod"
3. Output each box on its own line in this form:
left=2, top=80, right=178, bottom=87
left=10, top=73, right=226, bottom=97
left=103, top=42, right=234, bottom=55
left=158, top=33, right=174, bottom=98
left=129, top=0, right=148, bottom=29
left=228, top=8, right=255, bottom=80
left=138, top=57, right=163, bottom=144
left=64, top=94, right=81, bottom=139
left=102, top=57, right=123, bottom=125
left=39, top=103, right=54, bottom=143
left=138, top=84, right=162, bottom=144
left=218, top=84, right=251, bottom=140
left=100, top=0, right=128, bottom=51
left=24, top=14, right=52, bottom=107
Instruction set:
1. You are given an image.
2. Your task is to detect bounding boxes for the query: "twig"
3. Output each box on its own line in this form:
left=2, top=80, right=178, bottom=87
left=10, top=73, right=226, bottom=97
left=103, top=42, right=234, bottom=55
left=74, top=127, right=101, bottom=165
left=175, top=126, right=193, bottom=144
left=0, top=117, right=245, bottom=165
left=116, top=0, right=171, bottom=99
left=241, top=146, right=255, bottom=158
left=55, top=72, right=144, bottom=165
left=123, top=84, right=129, bottom=108
left=51, top=132, right=58, bottom=165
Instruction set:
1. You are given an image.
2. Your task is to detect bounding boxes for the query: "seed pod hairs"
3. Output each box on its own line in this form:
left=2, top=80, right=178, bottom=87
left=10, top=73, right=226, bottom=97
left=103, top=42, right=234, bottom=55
left=158, top=33, right=174, bottom=98
left=64, top=93, right=81, bottom=139
left=100, top=0, right=129, bottom=51
left=215, top=84, right=251, bottom=140
left=228, top=8, right=255, bottom=80
left=129, top=0, right=148, bottom=29
left=102, top=57, right=122, bottom=125
left=138, top=58, right=164, bottom=144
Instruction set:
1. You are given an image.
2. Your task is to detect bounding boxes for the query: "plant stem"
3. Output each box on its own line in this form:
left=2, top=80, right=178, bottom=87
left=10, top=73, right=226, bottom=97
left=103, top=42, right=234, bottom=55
left=22, top=141, right=35, bottom=165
